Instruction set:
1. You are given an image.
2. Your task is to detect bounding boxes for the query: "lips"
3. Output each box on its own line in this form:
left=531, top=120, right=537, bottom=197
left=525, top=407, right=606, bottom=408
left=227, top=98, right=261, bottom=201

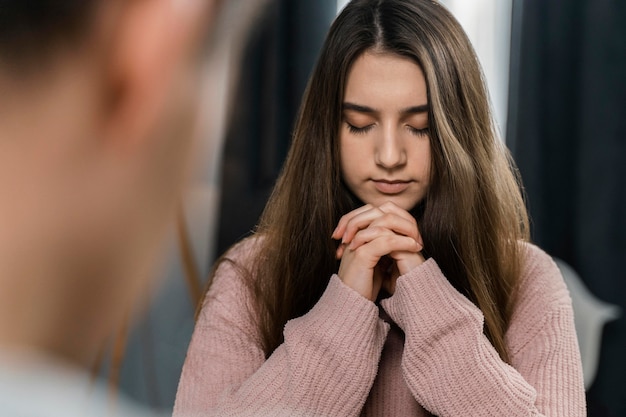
left=372, top=179, right=412, bottom=194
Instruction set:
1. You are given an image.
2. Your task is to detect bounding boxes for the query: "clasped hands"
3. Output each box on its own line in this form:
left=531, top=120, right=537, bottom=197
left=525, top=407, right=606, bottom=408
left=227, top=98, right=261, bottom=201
left=332, top=202, right=425, bottom=301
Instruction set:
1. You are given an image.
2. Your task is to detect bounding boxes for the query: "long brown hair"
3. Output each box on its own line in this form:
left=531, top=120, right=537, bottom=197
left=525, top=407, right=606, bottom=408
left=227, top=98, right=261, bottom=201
left=209, top=0, right=529, bottom=363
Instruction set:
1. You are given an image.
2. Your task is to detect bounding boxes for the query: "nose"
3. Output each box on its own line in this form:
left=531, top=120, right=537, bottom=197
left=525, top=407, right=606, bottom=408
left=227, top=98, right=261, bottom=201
left=375, top=125, right=406, bottom=169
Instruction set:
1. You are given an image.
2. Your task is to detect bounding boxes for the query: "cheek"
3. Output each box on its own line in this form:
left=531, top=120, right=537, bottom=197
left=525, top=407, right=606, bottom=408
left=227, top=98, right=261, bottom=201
left=414, top=140, right=432, bottom=177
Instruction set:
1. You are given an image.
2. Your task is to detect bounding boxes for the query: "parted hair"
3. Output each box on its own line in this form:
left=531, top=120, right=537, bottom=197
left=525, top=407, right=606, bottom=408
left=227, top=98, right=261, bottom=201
left=207, top=0, right=530, bottom=364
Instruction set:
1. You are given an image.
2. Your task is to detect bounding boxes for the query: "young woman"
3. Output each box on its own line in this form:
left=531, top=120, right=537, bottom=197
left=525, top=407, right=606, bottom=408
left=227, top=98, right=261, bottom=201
left=174, top=0, right=586, bottom=415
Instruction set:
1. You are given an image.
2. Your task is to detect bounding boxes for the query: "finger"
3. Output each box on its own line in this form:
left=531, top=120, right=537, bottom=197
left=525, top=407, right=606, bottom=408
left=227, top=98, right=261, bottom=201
left=368, top=213, right=421, bottom=244
left=346, top=212, right=421, bottom=251
left=337, top=236, right=418, bottom=301
left=378, top=202, right=424, bottom=247
left=339, top=225, right=398, bottom=257
left=348, top=226, right=394, bottom=251
left=339, top=206, right=387, bottom=244
left=352, top=234, right=420, bottom=263
left=332, top=204, right=373, bottom=239
left=336, top=242, right=346, bottom=259
left=377, top=201, right=415, bottom=221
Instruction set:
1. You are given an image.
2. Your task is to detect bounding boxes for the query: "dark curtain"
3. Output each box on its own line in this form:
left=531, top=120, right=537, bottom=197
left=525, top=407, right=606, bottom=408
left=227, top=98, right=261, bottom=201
left=508, top=1, right=626, bottom=415
left=217, top=0, right=337, bottom=254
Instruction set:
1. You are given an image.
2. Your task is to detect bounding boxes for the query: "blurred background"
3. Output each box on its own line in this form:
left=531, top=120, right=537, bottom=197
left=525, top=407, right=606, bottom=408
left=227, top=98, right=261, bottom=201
left=107, top=0, right=625, bottom=415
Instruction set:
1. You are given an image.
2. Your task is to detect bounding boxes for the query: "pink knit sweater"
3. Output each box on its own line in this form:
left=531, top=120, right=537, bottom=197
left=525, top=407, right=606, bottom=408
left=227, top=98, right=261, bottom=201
left=173, top=238, right=586, bottom=416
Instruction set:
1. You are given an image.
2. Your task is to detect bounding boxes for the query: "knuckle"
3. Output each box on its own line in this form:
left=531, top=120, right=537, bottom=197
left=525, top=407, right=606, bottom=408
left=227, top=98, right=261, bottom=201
left=383, top=213, right=395, bottom=222
left=353, top=246, right=369, bottom=261
left=382, top=234, right=396, bottom=246
left=373, top=226, right=388, bottom=235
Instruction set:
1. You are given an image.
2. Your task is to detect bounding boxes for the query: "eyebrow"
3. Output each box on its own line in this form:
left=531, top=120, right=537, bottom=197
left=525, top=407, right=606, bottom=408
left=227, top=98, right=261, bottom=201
left=342, top=102, right=430, bottom=115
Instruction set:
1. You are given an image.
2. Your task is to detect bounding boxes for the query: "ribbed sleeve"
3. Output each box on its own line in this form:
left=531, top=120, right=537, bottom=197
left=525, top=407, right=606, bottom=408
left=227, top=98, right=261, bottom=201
left=506, top=245, right=587, bottom=416
left=173, top=239, right=389, bottom=417
left=380, top=244, right=586, bottom=416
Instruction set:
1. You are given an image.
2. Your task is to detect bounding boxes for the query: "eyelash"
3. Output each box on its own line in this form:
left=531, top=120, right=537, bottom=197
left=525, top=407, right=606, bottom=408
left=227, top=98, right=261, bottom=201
left=407, top=126, right=429, bottom=137
left=346, top=123, right=429, bottom=137
left=347, top=123, right=374, bottom=135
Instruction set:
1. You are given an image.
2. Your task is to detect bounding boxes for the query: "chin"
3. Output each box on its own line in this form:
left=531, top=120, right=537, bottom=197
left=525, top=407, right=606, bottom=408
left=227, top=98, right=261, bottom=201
left=366, top=195, right=422, bottom=212
left=398, top=200, right=422, bottom=212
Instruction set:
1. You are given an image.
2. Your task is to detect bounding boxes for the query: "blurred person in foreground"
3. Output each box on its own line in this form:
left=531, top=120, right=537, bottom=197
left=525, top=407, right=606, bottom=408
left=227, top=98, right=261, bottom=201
left=0, top=0, right=262, bottom=415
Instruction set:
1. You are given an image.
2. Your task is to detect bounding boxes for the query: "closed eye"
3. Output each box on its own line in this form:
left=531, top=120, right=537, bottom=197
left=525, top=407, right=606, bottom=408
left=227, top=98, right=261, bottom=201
left=347, top=122, right=374, bottom=135
left=407, top=125, right=429, bottom=137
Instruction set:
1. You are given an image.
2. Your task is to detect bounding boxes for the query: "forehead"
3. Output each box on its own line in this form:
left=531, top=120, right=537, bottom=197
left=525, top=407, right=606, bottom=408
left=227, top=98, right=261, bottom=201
left=344, top=52, right=428, bottom=107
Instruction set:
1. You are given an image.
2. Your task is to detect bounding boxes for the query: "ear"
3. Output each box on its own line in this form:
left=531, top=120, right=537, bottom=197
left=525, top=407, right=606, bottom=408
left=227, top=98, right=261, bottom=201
left=98, top=0, right=212, bottom=152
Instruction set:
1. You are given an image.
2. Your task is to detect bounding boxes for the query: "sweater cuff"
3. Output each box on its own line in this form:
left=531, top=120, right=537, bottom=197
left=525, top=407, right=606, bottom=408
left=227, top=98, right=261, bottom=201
left=286, top=274, right=390, bottom=346
left=380, top=259, right=483, bottom=340
left=283, top=274, right=390, bottom=387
